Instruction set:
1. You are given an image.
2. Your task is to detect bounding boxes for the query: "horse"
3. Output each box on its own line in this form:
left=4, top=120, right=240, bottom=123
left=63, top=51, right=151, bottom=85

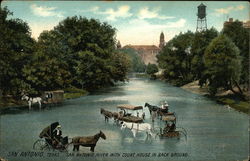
left=21, top=94, right=42, bottom=110
left=100, top=108, right=113, bottom=122
left=71, top=131, right=106, bottom=152
left=144, top=103, right=160, bottom=115
left=120, top=121, right=153, bottom=138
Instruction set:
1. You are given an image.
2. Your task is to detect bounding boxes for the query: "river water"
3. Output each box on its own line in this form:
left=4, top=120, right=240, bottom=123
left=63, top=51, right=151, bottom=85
left=0, top=78, right=248, bottom=161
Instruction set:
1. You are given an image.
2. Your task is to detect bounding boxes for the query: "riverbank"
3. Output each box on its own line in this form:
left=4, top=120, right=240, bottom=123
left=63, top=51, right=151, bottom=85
left=181, top=81, right=249, bottom=114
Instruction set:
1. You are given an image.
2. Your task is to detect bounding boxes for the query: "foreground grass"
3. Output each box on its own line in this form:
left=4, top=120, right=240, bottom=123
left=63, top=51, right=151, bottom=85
left=216, top=95, right=249, bottom=114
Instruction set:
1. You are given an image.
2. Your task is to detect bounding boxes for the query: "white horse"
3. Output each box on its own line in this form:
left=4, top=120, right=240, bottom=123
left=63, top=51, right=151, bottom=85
left=21, top=95, right=42, bottom=110
left=120, top=121, right=153, bottom=138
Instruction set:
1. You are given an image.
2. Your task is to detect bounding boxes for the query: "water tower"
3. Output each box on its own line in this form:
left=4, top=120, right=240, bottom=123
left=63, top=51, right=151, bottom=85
left=196, top=3, right=207, bottom=32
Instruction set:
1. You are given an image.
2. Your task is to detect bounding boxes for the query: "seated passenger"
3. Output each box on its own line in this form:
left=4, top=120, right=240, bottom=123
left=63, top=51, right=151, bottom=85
left=169, top=122, right=176, bottom=132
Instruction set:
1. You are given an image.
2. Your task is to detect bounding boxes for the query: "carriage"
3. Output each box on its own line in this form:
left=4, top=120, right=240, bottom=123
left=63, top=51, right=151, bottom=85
left=33, top=122, right=69, bottom=151
left=156, top=115, right=187, bottom=140
left=116, top=104, right=144, bottom=123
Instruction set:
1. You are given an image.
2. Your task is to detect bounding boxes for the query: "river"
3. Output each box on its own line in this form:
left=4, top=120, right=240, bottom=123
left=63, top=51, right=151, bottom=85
left=0, top=78, right=248, bottom=161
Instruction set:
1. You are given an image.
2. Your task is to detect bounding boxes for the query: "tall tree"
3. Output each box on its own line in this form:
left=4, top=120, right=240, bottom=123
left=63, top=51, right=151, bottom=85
left=204, top=35, right=242, bottom=96
left=0, top=7, right=35, bottom=96
left=191, top=27, right=218, bottom=84
left=222, top=20, right=249, bottom=90
left=157, top=31, right=194, bottom=86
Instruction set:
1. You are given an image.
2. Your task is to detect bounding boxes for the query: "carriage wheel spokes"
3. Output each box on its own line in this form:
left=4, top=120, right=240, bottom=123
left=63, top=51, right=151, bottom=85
left=33, top=139, right=50, bottom=151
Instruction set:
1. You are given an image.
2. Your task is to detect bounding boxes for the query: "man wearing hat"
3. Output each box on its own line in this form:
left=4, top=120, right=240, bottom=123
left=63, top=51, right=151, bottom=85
left=53, top=124, right=63, bottom=146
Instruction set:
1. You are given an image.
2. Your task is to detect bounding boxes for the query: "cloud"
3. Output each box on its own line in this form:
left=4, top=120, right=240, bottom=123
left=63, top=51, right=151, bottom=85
left=77, top=6, right=99, bottom=13
left=215, top=5, right=246, bottom=15
left=138, top=7, right=175, bottom=20
left=97, top=5, right=132, bottom=21
left=236, top=5, right=245, bottom=10
left=166, top=19, right=186, bottom=28
left=29, top=22, right=58, bottom=39
left=30, top=4, right=64, bottom=18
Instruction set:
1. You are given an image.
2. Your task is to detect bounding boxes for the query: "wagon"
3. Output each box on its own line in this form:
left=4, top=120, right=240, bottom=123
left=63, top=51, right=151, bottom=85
left=42, top=90, right=64, bottom=105
left=33, top=122, right=69, bottom=151
left=156, top=116, right=187, bottom=140
left=116, top=104, right=144, bottom=123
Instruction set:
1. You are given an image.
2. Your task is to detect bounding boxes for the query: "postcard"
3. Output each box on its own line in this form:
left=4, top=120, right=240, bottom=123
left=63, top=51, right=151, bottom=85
left=0, top=1, right=249, bottom=161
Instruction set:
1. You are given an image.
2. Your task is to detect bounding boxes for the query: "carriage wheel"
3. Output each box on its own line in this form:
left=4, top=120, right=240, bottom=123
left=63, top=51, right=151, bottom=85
left=33, top=139, right=50, bottom=151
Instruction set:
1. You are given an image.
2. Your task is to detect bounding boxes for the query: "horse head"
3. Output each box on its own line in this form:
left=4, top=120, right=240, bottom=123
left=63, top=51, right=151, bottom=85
left=144, top=103, right=149, bottom=107
left=99, top=131, right=106, bottom=140
left=21, top=95, right=28, bottom=101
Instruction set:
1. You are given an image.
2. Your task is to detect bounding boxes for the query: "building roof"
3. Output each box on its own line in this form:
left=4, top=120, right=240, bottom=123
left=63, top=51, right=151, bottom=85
left=123, top=45, right=160, bottom=51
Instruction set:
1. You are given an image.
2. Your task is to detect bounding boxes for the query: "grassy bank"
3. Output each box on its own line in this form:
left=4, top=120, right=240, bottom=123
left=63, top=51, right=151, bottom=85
left=63, top=87, right=88, bottom=99
left=181, top=81, right=249, bottom=114
left=0, top=97, right=26, bottom=110
left=215, top=95, right=249, bottom=114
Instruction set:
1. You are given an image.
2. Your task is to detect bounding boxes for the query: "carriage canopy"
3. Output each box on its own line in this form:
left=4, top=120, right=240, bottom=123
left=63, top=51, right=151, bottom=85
left=117, top=104, right=143, bottom=110
left=39, top=122, right=59, bottom=139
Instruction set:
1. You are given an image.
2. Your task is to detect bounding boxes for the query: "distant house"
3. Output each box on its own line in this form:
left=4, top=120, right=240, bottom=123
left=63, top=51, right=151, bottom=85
left=122, top=32, right=165, bottom=65
left=123, top=45, right=160, bottom=65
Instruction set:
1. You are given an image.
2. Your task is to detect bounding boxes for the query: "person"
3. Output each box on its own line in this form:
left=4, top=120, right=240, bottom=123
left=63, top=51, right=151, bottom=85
left=52, top=124, right=63, bottom=147
left=163, top=122, right=171, bottom=133
left=169, top=122, right=176, bottom=132
left=161, top=101, right=169, bottom=113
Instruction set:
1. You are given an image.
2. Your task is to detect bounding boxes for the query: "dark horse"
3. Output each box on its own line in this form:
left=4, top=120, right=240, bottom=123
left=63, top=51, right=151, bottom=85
left=100, top=108, right=113, bottom=122
left=72, top=131, right=106, bottom=152
left=144, top=103, right=160, bottom=115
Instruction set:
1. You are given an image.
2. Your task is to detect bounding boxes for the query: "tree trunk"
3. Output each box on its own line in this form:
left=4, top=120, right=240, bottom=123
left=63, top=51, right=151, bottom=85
left=233, top=80, right=243, bottom=95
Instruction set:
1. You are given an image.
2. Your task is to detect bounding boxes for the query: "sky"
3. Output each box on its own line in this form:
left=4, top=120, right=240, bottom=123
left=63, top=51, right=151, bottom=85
left=2, top=1, right=249, bottom=46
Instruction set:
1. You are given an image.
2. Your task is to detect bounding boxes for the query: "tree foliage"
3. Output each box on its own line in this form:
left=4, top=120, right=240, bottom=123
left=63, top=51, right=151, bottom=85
left=0, top=7, right=35, bottom=96
left=157, top=31, right=194, bottom=86
left=191, top=28, right=218, bottom=84
left=146, top=63, right=158, bottom=78
left=204, top=35, right=242, bottom=96
left=222, top=20, right=249, bottom=89
left=0, top=7, right=130, bottom=97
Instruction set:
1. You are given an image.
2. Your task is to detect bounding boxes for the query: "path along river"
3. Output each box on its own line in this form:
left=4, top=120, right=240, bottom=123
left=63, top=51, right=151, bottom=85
left=0, top=78, right=248, bottom=161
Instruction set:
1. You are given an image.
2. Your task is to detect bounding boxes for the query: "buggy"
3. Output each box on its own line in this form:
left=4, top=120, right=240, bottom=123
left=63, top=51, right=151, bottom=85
left=33, top=122, right=69, bottom=151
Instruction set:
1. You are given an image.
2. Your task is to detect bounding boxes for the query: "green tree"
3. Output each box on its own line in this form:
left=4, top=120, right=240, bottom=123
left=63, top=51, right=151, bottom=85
left=109, top=52, right=130, bottom=82
left=157, top=31, right=194, bottom=85
left=146, top=63, right=158, bottom=78
left=204, top=35, right=242, bottom=96
left=191, top=28, right=218, bottom=84
left=22, top=30, right=72, bottom=94
left=222, top=20, right=249, bottom=90
left=0, top=7, right=35, bottom=96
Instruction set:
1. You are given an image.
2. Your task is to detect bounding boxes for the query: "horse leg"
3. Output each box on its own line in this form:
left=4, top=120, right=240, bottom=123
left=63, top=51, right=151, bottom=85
left=73, top=145, right=76, bottom=151
left=77, top=145, right=80, bottom=151
left=132, top=130, right=136, bottom=138
left=28, top=101, right=32, bottom=110
left=38, top=101, right=41, bottom=110
left=90, top=146, right=95, bottom=152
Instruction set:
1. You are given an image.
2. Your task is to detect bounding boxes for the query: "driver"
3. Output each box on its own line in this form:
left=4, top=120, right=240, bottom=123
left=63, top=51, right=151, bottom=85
left=52, top=125, right=63, bottom=147
left=161, top=101, right=169, bottom=113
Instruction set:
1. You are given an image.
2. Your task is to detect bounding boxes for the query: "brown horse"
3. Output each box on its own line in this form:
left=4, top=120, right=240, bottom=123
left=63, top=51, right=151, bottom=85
left=100, top=108, right=113, bottom=122
left=72, top=131, right=106, bottom=152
